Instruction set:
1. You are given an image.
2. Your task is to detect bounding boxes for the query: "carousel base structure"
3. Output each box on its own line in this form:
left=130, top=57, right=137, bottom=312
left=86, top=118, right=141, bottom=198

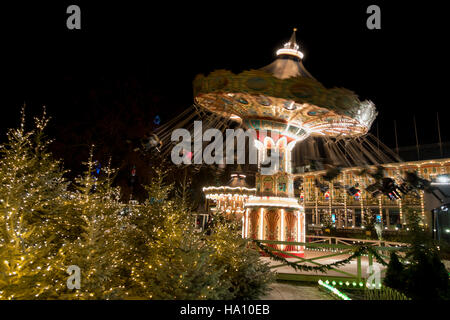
left=244, top=196, right=306, bottom=258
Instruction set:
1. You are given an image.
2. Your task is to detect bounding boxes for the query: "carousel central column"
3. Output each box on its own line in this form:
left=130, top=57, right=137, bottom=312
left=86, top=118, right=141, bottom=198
left=245, top=131, right=305, bottom=257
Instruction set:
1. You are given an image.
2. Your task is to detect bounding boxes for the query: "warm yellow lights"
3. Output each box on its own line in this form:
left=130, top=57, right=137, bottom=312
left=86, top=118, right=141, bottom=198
left=280, top=209, right=285, bottom=250
left=294, top=158, right=450, bottom=179
left=203, top=186, right=256, bottom=201
left=297, top=210, right=301, bottom=251
left=245, top=196, right=301, bottom=209
left=245, top=209, right=249, bottom=238
left=259, top=208, right=264, bottom=240
left=229, top=114, right=242, bottom=121
left=276, top=48, right=304, bottom=59
left=420, top=191, right=425, bottom=219
left=203, top=186, right=256, bottom=192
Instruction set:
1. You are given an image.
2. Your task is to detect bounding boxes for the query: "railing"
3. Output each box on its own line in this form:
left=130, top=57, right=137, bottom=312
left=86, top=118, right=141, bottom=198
left=254, top=238, right=406, bottom=285
left=305, top=235, right=407, bottom=248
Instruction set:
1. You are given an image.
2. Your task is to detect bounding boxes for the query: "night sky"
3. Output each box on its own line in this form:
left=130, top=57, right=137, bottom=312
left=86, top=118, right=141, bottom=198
left=1, top=1, right=447, bottom=163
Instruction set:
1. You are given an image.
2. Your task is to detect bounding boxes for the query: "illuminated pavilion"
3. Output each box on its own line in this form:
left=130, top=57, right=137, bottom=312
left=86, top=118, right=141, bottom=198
left=203, top=168, right=256, bottom=220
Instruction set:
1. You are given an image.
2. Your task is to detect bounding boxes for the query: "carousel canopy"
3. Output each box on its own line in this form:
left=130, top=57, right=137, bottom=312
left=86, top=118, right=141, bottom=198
left=193, top=29, right=377, bottom=139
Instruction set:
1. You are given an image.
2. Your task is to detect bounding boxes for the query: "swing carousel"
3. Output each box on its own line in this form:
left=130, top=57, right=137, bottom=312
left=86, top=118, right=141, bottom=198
left=191, top=29, right=379, bottom=257
left=153, top=29, right=398, bottom=257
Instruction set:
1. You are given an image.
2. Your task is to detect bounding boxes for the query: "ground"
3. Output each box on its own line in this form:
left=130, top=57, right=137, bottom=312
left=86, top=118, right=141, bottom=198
left=261, top=282, right=332, bottom=300
left=260, top=249, right=388, bottom=300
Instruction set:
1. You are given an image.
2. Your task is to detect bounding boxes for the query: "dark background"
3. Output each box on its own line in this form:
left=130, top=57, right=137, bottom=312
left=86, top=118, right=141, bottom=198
left=0, top=1, right=447, bottom=200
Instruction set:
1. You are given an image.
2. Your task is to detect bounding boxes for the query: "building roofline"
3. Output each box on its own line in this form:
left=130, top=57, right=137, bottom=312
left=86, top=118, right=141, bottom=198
left=293, top=157, right=450, bottom=178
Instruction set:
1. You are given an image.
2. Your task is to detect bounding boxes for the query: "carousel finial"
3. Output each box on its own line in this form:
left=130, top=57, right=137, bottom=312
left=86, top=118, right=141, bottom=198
left=276, top=29, right=304, bottom=59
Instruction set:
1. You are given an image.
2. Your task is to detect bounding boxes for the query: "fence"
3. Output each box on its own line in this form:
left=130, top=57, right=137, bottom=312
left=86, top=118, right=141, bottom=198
left=306, top=235, right=407, bottom=248
left=254, top=237, right=407, bottom=285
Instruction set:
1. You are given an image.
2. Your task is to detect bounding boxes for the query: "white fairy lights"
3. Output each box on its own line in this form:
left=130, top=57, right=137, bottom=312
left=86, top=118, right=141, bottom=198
left=245, top=196, right=301, bottom=209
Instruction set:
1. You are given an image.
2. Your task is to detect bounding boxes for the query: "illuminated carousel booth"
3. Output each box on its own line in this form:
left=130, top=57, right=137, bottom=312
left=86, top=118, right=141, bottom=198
left=203, top=170, right=256, bottom=221
left=194, top=29, right=377, bottom=257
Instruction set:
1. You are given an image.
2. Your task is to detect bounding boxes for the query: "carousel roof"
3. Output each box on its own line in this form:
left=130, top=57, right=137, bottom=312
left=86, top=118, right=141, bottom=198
left=203, top=169, right=255, bottom=196
left=229, top=173, right=248, bottom=188
left=259, top=29, right=316, bottom=80
left=193, top=29, right=377, bottom=139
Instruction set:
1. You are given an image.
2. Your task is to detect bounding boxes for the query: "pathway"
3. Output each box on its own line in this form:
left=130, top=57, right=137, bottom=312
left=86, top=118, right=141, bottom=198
left=261, top=282, right=332, bottom=300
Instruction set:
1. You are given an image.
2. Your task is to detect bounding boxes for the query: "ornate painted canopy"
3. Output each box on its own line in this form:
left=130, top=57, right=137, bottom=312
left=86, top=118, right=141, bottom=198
left=194, top=30, right=377, bottom=140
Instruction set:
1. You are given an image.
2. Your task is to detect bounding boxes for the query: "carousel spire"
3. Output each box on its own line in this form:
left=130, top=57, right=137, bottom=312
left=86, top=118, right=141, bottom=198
left=276, top=28, right=304, bottom=59
left=288, top=28, right=298, bottom=49
left=260, top=28, right=314, bottom=80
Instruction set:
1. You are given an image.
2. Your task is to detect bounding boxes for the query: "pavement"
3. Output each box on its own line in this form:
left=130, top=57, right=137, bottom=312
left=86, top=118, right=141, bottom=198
left=259, top=250, right=388, bottom=300
left=261, top=282, right=333, bottom=300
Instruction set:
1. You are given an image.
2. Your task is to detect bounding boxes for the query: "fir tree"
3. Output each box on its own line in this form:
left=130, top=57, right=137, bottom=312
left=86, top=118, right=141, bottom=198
left=55, top=150, right=131, bottom=299
left=383, top=207, right=449, bottom=300
left=1, top=110, right=276, bottom=300
left=0, top=109, right=73, bottom=299
left=128, top=167, right=231, bottom=299
left=402, top=207, right=449, bottom=300
left=207, top=215, right=275, bottom=299
left=384, top=251, right=405, bottom=291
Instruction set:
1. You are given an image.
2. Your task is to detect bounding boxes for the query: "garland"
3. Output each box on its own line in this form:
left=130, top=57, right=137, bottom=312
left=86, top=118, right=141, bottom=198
left=253, top=240, right=388, bottom=273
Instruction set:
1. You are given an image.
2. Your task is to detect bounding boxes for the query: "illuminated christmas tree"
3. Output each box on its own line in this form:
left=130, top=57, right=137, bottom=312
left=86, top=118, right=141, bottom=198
left=0, top=109, right=73, bottom=299
left=126, top=167, right=233, bottom=299
left=207, top=214, right=275, bottom=299
left=0, top=110, right=274, bottom=300
left=55, top=150, right=132, bottom=299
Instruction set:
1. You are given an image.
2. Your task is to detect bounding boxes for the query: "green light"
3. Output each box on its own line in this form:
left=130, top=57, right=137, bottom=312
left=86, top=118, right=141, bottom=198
left=339, top=281, right=343, bottom=286
left=359, top=282, right=363, bottom=287
left=352, top=282, right=356, bottom=286
left=332, top=281, right=336, bottom=285
left=317, top=280, right=351, bottom=300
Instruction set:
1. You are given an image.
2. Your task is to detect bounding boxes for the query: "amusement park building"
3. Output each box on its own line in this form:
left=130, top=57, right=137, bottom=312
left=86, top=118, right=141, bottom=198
left=203, top=171, right=256, bottom=220
left=293, top=158, right=450, bottom=230
left=203, top=158, right=450, bottom=233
